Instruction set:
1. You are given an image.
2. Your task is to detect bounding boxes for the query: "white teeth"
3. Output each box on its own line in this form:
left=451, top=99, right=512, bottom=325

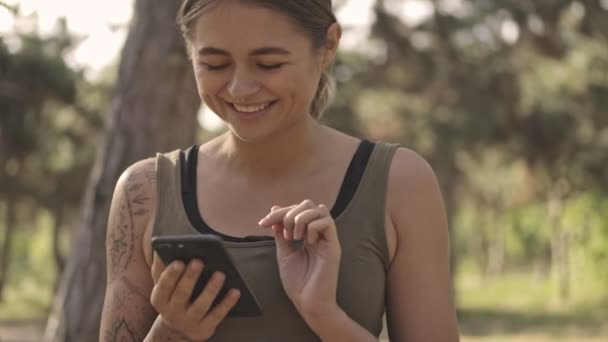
left=233, top=102, right=271, bottom=113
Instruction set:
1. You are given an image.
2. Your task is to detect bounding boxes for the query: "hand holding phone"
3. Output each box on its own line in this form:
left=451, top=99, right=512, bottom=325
left=149, top=254, right=240, bottom=341
left=151, top=234, right=262, bottom=317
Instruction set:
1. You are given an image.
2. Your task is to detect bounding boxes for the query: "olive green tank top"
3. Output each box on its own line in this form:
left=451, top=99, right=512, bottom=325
left=152, top=141, right=399, bottom=341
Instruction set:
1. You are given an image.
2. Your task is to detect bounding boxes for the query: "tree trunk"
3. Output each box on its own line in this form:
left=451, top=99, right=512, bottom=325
left=43, top=0, right=200, bottom=340
left=436, top=163, right=460, bottom=299
left=486, top=204, right=505, bottom=278
left=559, top=229, right=570, bottom=300
left=0, top=200, right=15, bottom=302
left=547, top=180, right=570, bottom=301
left=51, top=205, right=65, bottom=291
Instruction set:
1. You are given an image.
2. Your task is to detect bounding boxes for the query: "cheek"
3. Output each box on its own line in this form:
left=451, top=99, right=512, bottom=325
left=194, top=70, right=222, bottom=95
left=193, top=72, right=225, bottom=114
left=270, top=68, right=319, bottom=103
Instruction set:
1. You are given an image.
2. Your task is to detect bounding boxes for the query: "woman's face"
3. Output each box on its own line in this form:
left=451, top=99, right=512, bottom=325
left=189, top=2, right=328, bottom=142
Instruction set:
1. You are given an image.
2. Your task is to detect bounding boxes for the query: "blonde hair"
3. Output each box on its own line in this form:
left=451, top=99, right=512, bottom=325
left=177, top=0, right=337, bottom=119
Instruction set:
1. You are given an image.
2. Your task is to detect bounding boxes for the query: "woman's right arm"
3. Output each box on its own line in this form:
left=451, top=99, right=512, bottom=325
left=99, top=158, right=240, bottom=342
left=99, top=158, right=161, bottom=341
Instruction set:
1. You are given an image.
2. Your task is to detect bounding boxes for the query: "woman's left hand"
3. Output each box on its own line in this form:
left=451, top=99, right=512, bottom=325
left=258, top=200, right=341, bottom=320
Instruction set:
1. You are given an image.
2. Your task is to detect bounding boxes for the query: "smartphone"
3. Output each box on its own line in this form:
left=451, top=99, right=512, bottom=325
left=151, top=234, right=262, bottom=317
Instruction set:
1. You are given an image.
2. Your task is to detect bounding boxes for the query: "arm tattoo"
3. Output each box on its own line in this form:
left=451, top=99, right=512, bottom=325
left=109, top=276, right=148, bottom=313
left=108, top=194, right=135, bottom=279
left=121, top=275, right=148, bottom=300
left=108, top=163, right=156, bottom=282
left=105, top=277, right=155, bottom=341
left=105, top=319, right=139, bottom=342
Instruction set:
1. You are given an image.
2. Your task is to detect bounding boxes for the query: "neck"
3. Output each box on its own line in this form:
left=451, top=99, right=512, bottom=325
left=219, top=116, right=327, bottom=180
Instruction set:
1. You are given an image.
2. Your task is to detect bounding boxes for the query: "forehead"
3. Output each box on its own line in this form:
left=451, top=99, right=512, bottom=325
left=191, top=1, right=311, bottom=52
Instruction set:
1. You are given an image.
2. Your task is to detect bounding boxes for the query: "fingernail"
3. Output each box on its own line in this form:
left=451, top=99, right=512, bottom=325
left=190, top=260, right=203, bottom=271
left=215, top=272, right=226, bottom=282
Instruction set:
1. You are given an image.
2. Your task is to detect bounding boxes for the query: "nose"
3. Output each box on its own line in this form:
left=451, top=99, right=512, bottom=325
left=227, top=67, right=261, bottom=101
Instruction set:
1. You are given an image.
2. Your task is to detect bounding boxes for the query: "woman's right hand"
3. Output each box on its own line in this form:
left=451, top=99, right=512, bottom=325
left=150, top=254, right=241, bottom=341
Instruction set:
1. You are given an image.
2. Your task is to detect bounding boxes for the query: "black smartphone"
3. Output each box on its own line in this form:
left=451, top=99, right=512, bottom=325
left=151, top=234, right=262, bottom=317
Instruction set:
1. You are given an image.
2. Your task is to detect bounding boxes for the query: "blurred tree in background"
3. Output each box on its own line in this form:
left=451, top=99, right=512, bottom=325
left=41, top=0, right=201, bottom=340
left=325, top=0, right=608, bottom=298
left=0, top=0, right=607, bottom=341
left=0, top=6, right=105, bottom=304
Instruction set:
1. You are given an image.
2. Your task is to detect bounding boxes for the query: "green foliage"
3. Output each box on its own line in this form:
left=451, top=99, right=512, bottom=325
left=325, top=0, right=608, bottom=302
left=0, top=217, right=57, bottom=319
left=0, top=10, right=107, bottom=210
left=564, top=193, right=608, bottom=282
left=0, top=8, right=110, bottom=311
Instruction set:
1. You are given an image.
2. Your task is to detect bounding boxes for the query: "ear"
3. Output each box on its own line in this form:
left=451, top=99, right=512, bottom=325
left=322, top=22, right=342, bottom=68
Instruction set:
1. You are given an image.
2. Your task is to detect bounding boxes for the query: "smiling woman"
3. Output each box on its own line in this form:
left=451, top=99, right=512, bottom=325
left=99, top=0, right=460, bottom=341
left=181, top=0, right=340, bottom=143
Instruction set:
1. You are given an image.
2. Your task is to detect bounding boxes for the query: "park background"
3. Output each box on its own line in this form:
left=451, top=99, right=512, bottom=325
left=1, top=0, right=607, bottom=341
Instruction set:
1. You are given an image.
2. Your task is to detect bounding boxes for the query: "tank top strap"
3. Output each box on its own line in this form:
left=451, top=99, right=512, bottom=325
left=334, top=141, right=400, bottom=270
left=153, top=149, right=198, bottom=237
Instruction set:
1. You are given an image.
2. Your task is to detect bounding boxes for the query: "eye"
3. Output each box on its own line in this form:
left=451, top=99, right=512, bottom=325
left=258, top=63, right=285, bottom=70
left=201, top=63, right=230, bottom=71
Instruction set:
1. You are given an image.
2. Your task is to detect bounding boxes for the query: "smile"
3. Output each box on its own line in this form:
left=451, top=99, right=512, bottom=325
left=230, top=101, right=276, bottom=113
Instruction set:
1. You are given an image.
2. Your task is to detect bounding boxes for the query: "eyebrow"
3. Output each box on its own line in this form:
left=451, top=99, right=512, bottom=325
left=198, top=46, right=291, bottom=57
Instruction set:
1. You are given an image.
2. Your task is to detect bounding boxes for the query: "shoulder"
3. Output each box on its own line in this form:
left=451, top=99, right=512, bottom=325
left=118, top=157, right=157, bottom=185
left=387, top=146, right=437, bottom=192
left=110, top=157, right=158, bottom=232
left=386, top=146, right=445, bottom=233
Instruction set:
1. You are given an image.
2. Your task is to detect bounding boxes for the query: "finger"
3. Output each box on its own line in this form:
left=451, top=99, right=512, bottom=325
left=151, top=253, right=167, bottom=284
left=306, top=217, right=337, bottom=245
left=187, top=271, right=226, bottom=319
left=273, top=222, right=296, bottom=254
left=150, top=261, right=185, bottom=310
left=283, top=200, right=316, bottom=240
left=258, top=205, right=294, bottom=227
left=168, top=259, right=204, bottom=310
left=200, top=289, right=241, bottom=329
left=293, top=208, right=324, bottom=241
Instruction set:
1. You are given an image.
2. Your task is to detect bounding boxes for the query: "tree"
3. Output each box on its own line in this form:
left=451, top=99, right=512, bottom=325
left=0, top=15, right=88, bottom=300
left=328, top=0, right=608, bottom=296
left=43, top=0, right=201, bottom=340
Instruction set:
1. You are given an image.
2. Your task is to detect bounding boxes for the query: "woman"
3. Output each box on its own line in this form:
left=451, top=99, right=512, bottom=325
left=100, top=0, right=460, bottom=341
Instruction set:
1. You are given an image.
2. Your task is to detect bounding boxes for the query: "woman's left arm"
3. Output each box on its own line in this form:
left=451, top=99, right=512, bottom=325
left=385, top=148, right=460, bottom=341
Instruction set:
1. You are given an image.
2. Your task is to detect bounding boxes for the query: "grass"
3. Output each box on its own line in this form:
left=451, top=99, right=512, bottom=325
left=456, top=269, right=608, bottom=341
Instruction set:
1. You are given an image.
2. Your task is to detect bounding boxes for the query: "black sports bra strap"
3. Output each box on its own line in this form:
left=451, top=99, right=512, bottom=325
left=180, top=145, right=274, bottom=242
left=180, top=140, right=376, bottom=242
left=330, top=139, right=375, bottom=217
